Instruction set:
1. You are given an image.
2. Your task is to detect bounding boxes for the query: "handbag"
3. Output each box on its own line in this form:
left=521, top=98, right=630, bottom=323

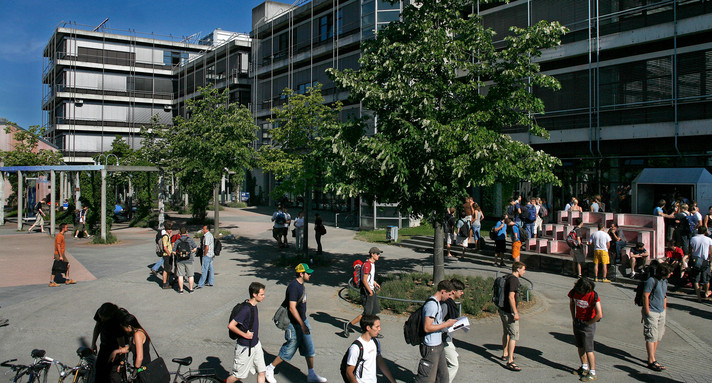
left=272, top=305, right=290, bottom=330
left=137, top=341, right=170, bottom=383
left=292, top=229, right=296, bottom=238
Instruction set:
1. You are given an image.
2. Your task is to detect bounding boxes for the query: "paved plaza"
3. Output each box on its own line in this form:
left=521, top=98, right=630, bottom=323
left=1, top=206, right=711, bottom=382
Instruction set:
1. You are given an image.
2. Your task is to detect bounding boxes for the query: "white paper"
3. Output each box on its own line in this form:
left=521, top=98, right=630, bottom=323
left=448, top=316, right=470, bottom=333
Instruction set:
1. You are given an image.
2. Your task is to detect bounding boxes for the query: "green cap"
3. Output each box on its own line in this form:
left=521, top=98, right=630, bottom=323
left=295, top=263, right=314, bottom=274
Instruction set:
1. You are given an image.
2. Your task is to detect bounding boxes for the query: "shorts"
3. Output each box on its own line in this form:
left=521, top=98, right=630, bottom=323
left=456, top=236, right=468, bottom=247
left=361, top=293, right=381, bottom=315
left=593, top=250, right=609, bottom=265
left=36, top=215, right=45, bottom=225
left=162, top=255, right=174, bottom=272
left=52, top=260, right=69, bottom=274
left=511, top=241, right=521, bottom=258
left=572, top=247, right=586, bottom=263
left=231, top=341, right=266, bottom=379
left=691, top=264, right=711, bottom=285
left=175, top=261, right=194, bottom=277
left=573, top=321, right=596, bottom=352
left=273, top=227, right=287, bottom=239
left=643, top=310, right=666, bottom=343
left=495, top=239, right=506, bottom=253
left=498, top=310, right=519, bottom=341
left=75, top=223, right=85, bottom=232
left=278, top=319, right=315, bottom=361
left=446, top=233, right=456, bottom=245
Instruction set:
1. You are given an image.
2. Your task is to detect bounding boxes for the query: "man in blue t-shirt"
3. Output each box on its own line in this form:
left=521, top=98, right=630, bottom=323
left=414, top=280, right=458, bottom=383
left=266, top=263, right=327, bottom=383
left=494, top=215, right=508, bottom=267
left=227, top=282, right=266, bottom=383
left=642, top=262, right=673, bottom=373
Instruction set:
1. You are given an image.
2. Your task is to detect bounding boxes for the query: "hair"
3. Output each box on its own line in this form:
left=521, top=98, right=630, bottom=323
left=665, top=241, right=674, bottom=249
left=597, top=222, right=605, bottom=230
left=573, top=277, right=595, bottom=295
left=575, top=218, right=583, bottom=226
left=501, top=214, right=508, bottom=220
left=97, top=302, right=119, bottom=320
left=436, top=280, right=454, bottom=292
left=609, top=222, right=618, bottom=228
left=180, top=226, right=187, bottom=234
left=698, top=226, right=708, bottom=235
left=658, top=199, right=666, bottom=207
left=359, top=314, right=380, bottom=332
left=472, top=202, right=480, bottom=211
left=636, top=242, right=645, bottom=248
left=59, top=223, right=67, bottom=231
left=504, top=218, right=513, bottom=224
left=512, top=261, right=526, bottom=273
left=450, top=278, right=465, bottom=291
left=249, top=281, right=265, bottom=298
left=656, top=262, right=674, bottom=280
left=681, top=203, right=689, bottom=211
left=164, top=221, right=174, bottom=230
left=120, top=313, right=144, bottom=333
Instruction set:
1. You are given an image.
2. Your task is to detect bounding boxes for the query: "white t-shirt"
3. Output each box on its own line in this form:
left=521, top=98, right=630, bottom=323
left=346, top=337, right=380, bottom=383
left=203, top=231, right=215, bottom=257
left=690, top=234, right=712, bottom=260
left=272, top=211, right=291, bottom=228
left=589, top=230, right=611, bottom=251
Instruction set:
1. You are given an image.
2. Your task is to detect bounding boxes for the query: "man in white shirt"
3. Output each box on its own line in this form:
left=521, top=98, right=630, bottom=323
left=689, top=226, right=712, bottom=302
left=196, top=225, right=215, bottom=289
left=589, top=223, right=612, bottom=282
left=343, top=314, right=396, bottom=383
left=294, top=211, right=305, bottom=251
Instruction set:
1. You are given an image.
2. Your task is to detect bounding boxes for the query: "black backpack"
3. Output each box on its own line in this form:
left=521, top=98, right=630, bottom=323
left=489, top=226, right=498, bottom=240
left=214, top=238, right=222, bottom=256
left=228, top=300, right=254, bottom=341
left=457, top=219, right=470, bottom=238
left=175, top=239, right=192, bottom=261
left=403, top=297, right=437, bottom=346
left=492, top=275, right=509, bottom=308
left=517, top=225, right=529, bottom=242
left=339, top=338, right=380, bottom=382
left=634, top=278, right=658, bottom=306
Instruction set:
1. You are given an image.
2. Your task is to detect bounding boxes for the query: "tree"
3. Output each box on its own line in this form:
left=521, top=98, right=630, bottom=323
left=327, top=0, right=566, bottom=283
left=258, top=84, right=343, bottom=254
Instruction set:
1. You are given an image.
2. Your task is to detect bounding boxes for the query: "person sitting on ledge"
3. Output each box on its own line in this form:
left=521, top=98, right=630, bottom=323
left=629, top=242, right=649, bottom=278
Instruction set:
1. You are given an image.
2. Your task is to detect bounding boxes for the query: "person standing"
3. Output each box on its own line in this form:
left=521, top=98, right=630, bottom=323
left=444, top=208, right=456, bottom=257
left=588, top=223, right=612, bottom=282
left=74, top=206, right=90, bottom=239
left=159, top=222, right=174, bottom=290
left=27, top=199, right=46, bottom=233
left=271, top=205, right=291, bottom=249
left=506, top=218, right=522, bottom=263
left=49, top=223, right=76, bottom=286
left=109, top=314, right=152, bottom=378
left=570, top=218, right=586, bottom=278
left=91, top=303, right=127, bottom=383
left=500, top=262, right=526, bottom=371
left=174, top=226, right=197, bottom=294
left=689, top=226, right=712, bottom=302
left=294, top=211, right=305, bottom=252
left=523, top=197, right=537, bottom=240
left=151, top=223, right=170, bottom=277
left=196, top=225, right=215, bottom=289
left=346, top=247, right=383, bottom=336
left=471, top=204, right=484, bottom=251
left=494, top=215, right=508, bottom=267
left=343, top=314, right=396, bottom=383
left=507, top=196, right=522, bottom=228
left=265, top=263, right=327, bottom=383
left=227, top=282, right=267, bottom=383
left=541, top=197, right=552, bottom=225
left=569, top=278, right=603, bottom=382
left=314, top=213, right=325, bottom=255
left=454, top=214, right=470, bottom=256
left=442, top=279, right=465, bottom=383
left=642, top=263, right=674, bottom=372
left=414, top=280, right=457, bottom=383
left=608, top=223, right=627, bottom=265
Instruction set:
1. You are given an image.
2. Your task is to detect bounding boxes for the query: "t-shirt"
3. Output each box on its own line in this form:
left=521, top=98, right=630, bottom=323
left=675, top=212, right=691, bottom=234
left=502, top=276, right=520, bottom=314
left=161, top=234, right=172, bottom=256
left=295, top=217, right=304, bottom=229
left=203, top=231, right=215, bottom=257
left=609, top=228, right=624, bottom=242
left=285, top=279, right=306, bottom=325
left=35, top=202, right=43, bottom=215
left=175, top=235, right=197, bottom=263
left=54, top=232, right=65, bottom=257
left=630, top=247, right=647, bottom=257
left=591, top=202, right=600, bottom=212
left=643, top=277, right=667, bottom=313
left=422, top=297, right=443, bottom=346
left=589, top=230, right=611, bottom=251
left=496, top=221, right=507, bottom=240
left=272, top=211, right=291, bottom=228
left=346, top=336, right=381, bottom=383
left=690, top=234, right=712, bottom=260
left=510, top=224, right=520, bottom=242
left=233, top=303, right=259, bottom=347
left=666, top=247, right=684, bottom=260
left=568, top=290, right=599, bottom=321
left=444, top=213, right=455, bottom=234
left=361, top=260, right=376, bottom=292
left=653, top=206, right=663, bottom=216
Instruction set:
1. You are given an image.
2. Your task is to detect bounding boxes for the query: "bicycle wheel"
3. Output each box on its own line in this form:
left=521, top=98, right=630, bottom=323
left=185, top=376, right=222, bottom=383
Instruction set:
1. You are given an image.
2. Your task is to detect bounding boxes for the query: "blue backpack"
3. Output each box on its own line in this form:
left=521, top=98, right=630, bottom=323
left=525, top=204, right=537, bottom=223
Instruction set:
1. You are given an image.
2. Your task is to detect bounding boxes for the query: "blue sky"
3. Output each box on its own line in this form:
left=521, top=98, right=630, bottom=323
left=0, top=0, right=267, bottom=129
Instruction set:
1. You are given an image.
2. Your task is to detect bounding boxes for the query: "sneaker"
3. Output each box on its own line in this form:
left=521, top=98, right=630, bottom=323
left=344, top=322, right=352, bottom=336
left=572, top=367, right=589, bottom=376
left=601, top=279, right=611, bottom=283
left=595, top=278, right=602, bottom=282
left=195, top=285, right=203, bottom=289
left=265, top=365, right=277, bottom=383
left=577, top=274, right=583, bottom=279
left=187, top=288, right=193, bottom=294
left=178, top=290, right=184, bottom=294
left=49, top=282, right=59, bottom=287
left=581, top=372, right=598, bottom=381
left=630, top=271, right=636, bottom=278
left=307, top=372, right=327, bottom=383
left=162, top=284, right=171, bottom=290
left=65, top=279, right=77, bottom=285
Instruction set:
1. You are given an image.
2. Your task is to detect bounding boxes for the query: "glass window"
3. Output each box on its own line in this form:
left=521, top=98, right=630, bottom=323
left=362, top=0, right=375, bottom=15
left=377, top=10, right=401, bottom=23
left=377, top=0, right=400, bottom=10
left=320, top=15, right=333, bottom=41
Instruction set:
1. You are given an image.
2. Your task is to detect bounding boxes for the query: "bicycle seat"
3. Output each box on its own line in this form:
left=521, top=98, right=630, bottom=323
left=76, top=347, right=93, bottom=358
left=31, top=349, right=46, bottom=358
left=172, top=357, right=192, bottom=366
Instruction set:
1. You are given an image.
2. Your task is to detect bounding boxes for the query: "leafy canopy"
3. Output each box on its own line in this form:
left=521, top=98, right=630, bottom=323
left=0, top=123, right=63, bottom=167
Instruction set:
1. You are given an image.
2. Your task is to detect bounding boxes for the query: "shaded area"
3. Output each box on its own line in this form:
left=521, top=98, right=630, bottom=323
left=549, top=332, right=648, bottom=366
left=667, top=302, right=712, bottom=320
left=197, top=356, right=229, bottom=380
left=483, top=343, right=572, bottom=373
left=613, top=364, right=684, bottom=383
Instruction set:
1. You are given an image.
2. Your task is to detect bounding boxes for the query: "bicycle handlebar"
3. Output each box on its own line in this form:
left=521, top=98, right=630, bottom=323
left=1, top=359, right=18, bottom=367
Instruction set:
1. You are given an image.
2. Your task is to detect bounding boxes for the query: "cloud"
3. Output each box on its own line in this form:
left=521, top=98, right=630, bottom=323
left=0, top=39, right=46, bottom=62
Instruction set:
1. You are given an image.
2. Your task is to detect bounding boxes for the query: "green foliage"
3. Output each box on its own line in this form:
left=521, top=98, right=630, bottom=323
left=225, top=201, right=248, bottom=208
left=91, top=232, right=118, bottom=244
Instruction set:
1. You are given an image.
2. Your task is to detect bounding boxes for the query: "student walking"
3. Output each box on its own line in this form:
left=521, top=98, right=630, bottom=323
left=346, top=247, right=383, bottom=336
left=27, top=199, right=46, bottom=233
left=342, top=314, right=396, bottom=383
left=569, top=278, right=603, bottom=382
left=49, top=223, right=76, bottom=286
left=500, top=262, right=526, bottom=371
left=414, top=280, right=458, bottom=383
left=442, top=279, right=465, bottom=383
left=227, top=282, right=267, bottom=383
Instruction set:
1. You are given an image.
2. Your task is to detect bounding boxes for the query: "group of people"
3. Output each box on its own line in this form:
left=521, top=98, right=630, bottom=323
left=27, top=198, right=90, bottom=239
left=444, top=197, right=486, bottom=257
left=271, top=204, right=327, bottom=255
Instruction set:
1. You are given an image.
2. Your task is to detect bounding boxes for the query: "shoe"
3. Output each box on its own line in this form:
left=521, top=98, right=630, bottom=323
left=49, top=282, right=59, bottom=287
left=505, top=362, right=521, bottom=372
left=195, top=285, right=203, bottom=289
left=206, top=284, right=213, bottom=287
left=307, top=372, right=327, bottom=382
left=601, top=279, right=611, bottom=283
left=581, top=372, right=598, bottom=381
left=179, top=290, right=184, bottom=294
left=162, top=284, right=171, bottom=290
left=344, top=322, right=352, bottom=336
left=499, top=262, right=506, bottom=267
left=630, top=271, right=636, bottom=278
left=572, top=367, right=589, bottom=376
left=595, top=278, right=601, bottom=282
left=265, top=365, right=277, bottom=383
left=577, top=275, right=583, bottom=279
left=187, top=288, right=193, bottom=294
left=65, top=279, right=77, bottom=285
left=151, top=270, right=160, bottom=277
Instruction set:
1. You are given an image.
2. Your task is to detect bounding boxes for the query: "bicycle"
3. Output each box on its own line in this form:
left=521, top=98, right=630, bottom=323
left=54, top=347, right=95, bottom=383
left=1, top=349, right=52, bottom=383
left=121, top=356, right=221, bottom=383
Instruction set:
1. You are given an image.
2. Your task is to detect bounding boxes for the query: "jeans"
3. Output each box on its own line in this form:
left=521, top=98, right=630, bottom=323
left=278, top=319, right=315, bottom=361
left=524, top=223, right=535, bottom=240
left=295, top=226, right=304, bottom=250
left=197, top=256, right=214, bottom=287
left=471, top=224, right=481, bottom=242
left=315, top=233, right=323, bottom=254
left=612, top=240, right=627, bottom=260
left=414, top=343, right=448, bottom=383
left=151, top=257, right=164, bottom=273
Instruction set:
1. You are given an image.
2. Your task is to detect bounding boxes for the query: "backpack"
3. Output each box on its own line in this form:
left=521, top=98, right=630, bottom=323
left=155, top=233, right=168, bottom=257
left=516, top=225, right=528, bottom=242
left=685, top=215, right=698, bottom=234
left=567, top=230, right=580, bottom=249
left=539, top=205, right=548, bottom=218
left=634, top=278, right=658, bottom=306
left=228, top=300, right=254, bottom=340
left=444, top=214, right=455, bottom=234
left=340, top=338, right=380, bottom=382
left=492, top=275, right=509, bottom=308
left=214, top=238, right=222, bottom=256
left=525, top=204, right=537, bottom=223
left=351, top=260, right=364, bottom=288
left=403, top=297, right=438, bottom=346
left=507, top=204, right=515, bottom=217
left=174, top=238, right=192, bottom=261
left=457, top=219, right=470, bottom=238
left=489, top=226, right=498, bottom=240
left=275, top=213, right=286, bottom=225
left=170, top=233, right=181, bottom=243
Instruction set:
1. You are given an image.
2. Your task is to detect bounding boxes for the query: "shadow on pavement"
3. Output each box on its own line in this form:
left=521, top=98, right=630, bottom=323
left=310, top=311, right=350, bottom=334
left=549, top=332, right=648, bottom=366
left=613, top=364, right=682, bottom=382
left=453, top=338, right=498, bottom=364
left=667, top=302, right=712, bottom=320
left=483, top=343, right=572, bottom=373
left=197, top=356, right=230, bottom=380
left=263, top=350, right=310, bottom=381
left=384, top=358, right=416, bottom=382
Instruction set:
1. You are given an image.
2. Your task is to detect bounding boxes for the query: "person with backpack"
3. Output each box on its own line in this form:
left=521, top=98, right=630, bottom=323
left=499, top=262, right=526, bottom=371
left=174, top=226, right=197, bottom=294
left=506, top=218, right=522, bottom=263
left=674, top=203, right=695, bottom=257
left=444, top=208, right=456, bottom=257
left=346, top=247, right=383, bottom=336
left=494, top=215, right=508, bottom=267
left=689, top=225, right=712, bottom=302
left=150, top=222, right=171, bottom=278
left=541, top=197, right=552, bottom=224
left=442, top=279, right=465, bottom=383
left=27, top=198, right=46, bottom=233
left=265, top=263, right=327, bottom=383
left=159, top=221, right=174, bottom=290
left=507, top=196, right=522, bottom=228
left=414, top=280, right=458, bottom=383
left=535, top=197, right=545, bottom=239
left=314, top=213, right=326, bottom=255
left=272, top=205, right=292, bottom=249
left=568, top=278, right=603, bottom=382
left=641, top=262, right=674, bottom=372
left=588, top=223, right=612, bottom=283
left=196, top=225, right=216, bottom=289
left=523, top=197, right=537, bottom=240
left=569, top=218, right=586, bottom=278
left=455, top=214, right=471, bottom=256
left=342, top=314, right=396, bottom=383
left=226, top=282, right=267, bottom=383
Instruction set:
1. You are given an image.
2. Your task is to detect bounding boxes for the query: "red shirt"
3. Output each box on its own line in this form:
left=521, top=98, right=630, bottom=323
left=666, top=247, right=684, bottom=261
left=568, top=290, right=599, bottom=321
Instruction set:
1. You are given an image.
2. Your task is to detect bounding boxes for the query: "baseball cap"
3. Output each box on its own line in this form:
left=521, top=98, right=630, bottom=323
left=369, top=247, right=383, bottom=254
left=295, top=263, right=314, bottom=274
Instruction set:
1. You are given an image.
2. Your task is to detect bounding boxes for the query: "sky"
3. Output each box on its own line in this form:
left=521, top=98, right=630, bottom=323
left=0, top=0, right=268, bottom=129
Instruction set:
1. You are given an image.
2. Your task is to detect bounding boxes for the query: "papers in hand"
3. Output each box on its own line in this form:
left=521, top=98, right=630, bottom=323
left=448, top=316, right=470, bottom=333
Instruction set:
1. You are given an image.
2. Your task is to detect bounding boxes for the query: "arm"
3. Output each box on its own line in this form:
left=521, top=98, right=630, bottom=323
left=133, top=331, right=146, bottom=368
left=362, top=271, right=373, bottom=296
left=162, top=237, right=170, bottom=254
left=288, top=300, right=308, bottom=333
left=345, top=365, right=358, bottom=383
left=509, top=292, right=519, bottom=320
left=587, top=301, right=603, bottom=325
left=569, top=298, right=576, bottom=321
left=642, top=292, right=651, bottom=316
left=91, top=322, right=100, bottom=352
left=228, top=319, right=253, bottom=340
left=423, top=316, right=457, bottom=333
left=376, top=355, right=397, bottom=383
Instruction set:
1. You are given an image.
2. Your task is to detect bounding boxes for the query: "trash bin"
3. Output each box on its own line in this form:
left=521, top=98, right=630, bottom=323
left=386, top=226, right=398, bottom=242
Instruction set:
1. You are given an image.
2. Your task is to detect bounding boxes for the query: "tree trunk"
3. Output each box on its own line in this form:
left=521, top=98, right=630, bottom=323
left=433, top=219, right=445, bottom=285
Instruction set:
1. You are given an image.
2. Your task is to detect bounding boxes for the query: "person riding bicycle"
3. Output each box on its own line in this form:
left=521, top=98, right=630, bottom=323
left=109, top=314, right=151, bottom=382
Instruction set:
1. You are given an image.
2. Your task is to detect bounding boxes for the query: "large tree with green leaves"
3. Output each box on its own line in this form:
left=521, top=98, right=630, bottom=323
left=327, top=0, right=566, bottom=283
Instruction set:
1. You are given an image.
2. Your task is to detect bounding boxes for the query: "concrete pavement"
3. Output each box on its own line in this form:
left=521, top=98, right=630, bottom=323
left=0, top=206, right=711, bottom=382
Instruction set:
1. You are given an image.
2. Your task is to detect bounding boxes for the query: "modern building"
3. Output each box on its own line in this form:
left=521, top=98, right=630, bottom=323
left=42, top=23, right=251, bottom=164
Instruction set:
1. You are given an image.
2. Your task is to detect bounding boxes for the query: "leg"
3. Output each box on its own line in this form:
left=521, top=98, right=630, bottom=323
left=646, top=341, right=656, bottom=364
left=178, top=275, right=184, bottom=291
left=443, top=341, right=459, bottom=383
left=207, top=257, right=215, bottom=285
left=306, top=356, right=314, bottom=369
left=151, top=257, right=164, bottom=273
left=506, top=339, right=517, bottom=364
left=586, top=351, right=595, bottom=371
left=187, top=276, right=194, bottom=290
left=197, top=257, right=210, bottom=287
left=578, top=347, right=587, bottom=365
left=315, top=233, right=322, bottom=254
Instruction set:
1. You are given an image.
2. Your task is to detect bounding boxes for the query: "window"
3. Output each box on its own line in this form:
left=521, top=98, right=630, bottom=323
left=163, top=51, right=188, bottom=66
left=319, top=15, right=333, bottom=41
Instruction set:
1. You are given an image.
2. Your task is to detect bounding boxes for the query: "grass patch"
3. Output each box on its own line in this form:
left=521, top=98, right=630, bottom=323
left=355, top=222, right=434, bottom=244
left=91, top=232, right=119, bottom=244
left=346, top=272, right=532, bottom=318
left=129, top=212, right=158, bottom=228
left=225, top=201, right=248, bottom=208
